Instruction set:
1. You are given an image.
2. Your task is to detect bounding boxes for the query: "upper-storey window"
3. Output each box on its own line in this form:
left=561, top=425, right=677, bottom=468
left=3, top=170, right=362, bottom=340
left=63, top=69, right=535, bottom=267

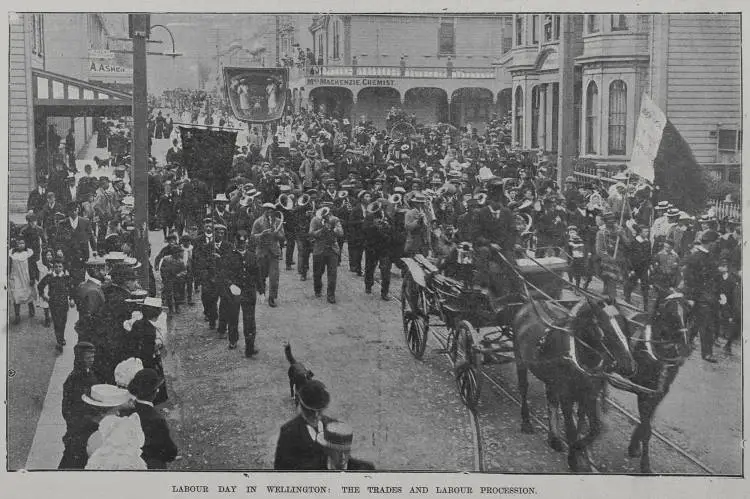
left=587, top=15, right=600, bottom=34
left=532, top=15, right=539, bottom=44
left=611, top=15, right=629, bottom=31
left=515, top=16, right=523, bottom=46
left=438, top=18, right=455, bottom=55
left=332, top=21, right=341, bottom=59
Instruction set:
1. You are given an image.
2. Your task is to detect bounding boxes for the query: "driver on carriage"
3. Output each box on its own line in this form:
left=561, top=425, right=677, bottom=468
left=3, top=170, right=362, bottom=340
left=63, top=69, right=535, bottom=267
left=470, top=177, right=522, bottom=306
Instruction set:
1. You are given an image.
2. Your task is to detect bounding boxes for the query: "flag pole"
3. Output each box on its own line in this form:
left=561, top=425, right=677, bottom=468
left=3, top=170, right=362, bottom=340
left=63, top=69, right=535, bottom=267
left=613, top=172, right=632, bottom=259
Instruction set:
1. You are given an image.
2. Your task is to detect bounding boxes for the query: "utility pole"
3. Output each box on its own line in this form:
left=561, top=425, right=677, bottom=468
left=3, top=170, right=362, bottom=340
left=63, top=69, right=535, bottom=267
left=275, top=16, right=281, bottom=66
left=130, top=13, right=151, bottom=289
left=556, top=14, right=577, bottom=186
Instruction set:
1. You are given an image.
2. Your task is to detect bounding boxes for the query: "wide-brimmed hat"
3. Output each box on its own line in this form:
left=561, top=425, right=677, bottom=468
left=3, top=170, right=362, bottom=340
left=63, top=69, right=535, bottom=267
left=667, top=208, right=681, bottom=217
left=262, top=202, right=276, bottom=210
left=141, top=297, right=164, bottom=310
left=316, top=421, right=354, bottom=452
left=82, top=384, right=132, bottom=408
left=656, top=201, right=670, bottom=210
left=298, top=380, right=330, bottom=411
left=214, top=193, right=229, bottom=203
left=612, top=172, right=629, bottom=181
left=127, top=368, right=164, bottom=399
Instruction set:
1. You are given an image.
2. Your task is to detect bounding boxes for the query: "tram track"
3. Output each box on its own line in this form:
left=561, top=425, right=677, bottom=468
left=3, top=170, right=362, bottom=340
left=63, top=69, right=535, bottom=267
left=427, top=326, right=714, bottom=475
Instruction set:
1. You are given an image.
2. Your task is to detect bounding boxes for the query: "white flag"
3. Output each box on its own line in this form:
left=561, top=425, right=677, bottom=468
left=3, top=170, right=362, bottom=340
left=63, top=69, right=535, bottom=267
left=627, top=93, right=667, bottom=183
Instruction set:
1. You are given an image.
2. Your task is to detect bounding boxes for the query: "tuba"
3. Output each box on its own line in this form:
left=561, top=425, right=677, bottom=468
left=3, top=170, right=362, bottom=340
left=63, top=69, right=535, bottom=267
left=337, top=190, right=352, bottom=211
left=297, top=193, right=311, bottom=208
left=388, top=193, right=403, bottom=206
left=277, top=193, right=295, bottom=211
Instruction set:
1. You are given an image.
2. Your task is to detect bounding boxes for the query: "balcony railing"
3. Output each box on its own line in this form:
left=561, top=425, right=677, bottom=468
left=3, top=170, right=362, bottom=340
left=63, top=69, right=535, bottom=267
left=292, top=64, right=496, bottom=80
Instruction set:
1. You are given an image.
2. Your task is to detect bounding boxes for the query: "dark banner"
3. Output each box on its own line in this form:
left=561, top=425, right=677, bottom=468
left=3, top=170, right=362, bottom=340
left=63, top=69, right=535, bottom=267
left=179, top=125, right=237, bottom=193
left=224, top=67, right=288, bottom=123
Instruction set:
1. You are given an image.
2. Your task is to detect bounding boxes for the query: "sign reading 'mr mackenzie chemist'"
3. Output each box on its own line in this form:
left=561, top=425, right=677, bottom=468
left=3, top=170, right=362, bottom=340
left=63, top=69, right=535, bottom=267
left=305, top=77, right=396, bottom=87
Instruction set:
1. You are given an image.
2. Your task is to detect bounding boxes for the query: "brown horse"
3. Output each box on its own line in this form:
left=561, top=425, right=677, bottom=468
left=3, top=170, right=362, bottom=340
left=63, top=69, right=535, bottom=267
left=622, top=292, right=691, bottom=473
left=514, top=296, right=636, bottom=472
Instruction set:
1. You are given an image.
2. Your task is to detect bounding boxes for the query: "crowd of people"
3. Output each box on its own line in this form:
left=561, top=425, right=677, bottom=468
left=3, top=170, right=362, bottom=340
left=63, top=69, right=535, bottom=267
left=9, top=96, right=742, bottom=470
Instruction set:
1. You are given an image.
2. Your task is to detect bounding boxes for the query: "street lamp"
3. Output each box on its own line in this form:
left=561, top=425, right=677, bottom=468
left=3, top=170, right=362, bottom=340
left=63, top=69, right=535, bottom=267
left=150, top=24, right=183, bottom=58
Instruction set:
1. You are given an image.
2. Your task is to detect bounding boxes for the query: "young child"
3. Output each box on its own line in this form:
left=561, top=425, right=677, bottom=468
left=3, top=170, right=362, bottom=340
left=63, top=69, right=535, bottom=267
left=9, top=238, right=38, bottom=324
left=36, top=248, right=55, bottom=327
left=179, top=234, right=194, bottom=306
left=37, top=258, right=75, bottom=351
left=567, top=227, right=586, bottom=290
left=160, top=245, right=187, bottom=314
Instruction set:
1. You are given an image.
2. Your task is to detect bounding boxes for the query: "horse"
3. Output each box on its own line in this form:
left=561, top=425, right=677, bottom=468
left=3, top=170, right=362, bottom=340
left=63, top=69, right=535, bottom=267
left=513, top=296, right=636, bottom=472
left=620, top=291, right=691, bottom=473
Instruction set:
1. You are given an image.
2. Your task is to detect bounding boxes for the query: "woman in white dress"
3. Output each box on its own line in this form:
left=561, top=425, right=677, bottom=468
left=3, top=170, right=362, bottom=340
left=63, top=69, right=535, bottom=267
left=9, top=239, right=36, bottom=325
left=83, top=384, right=147, bottom=470
left=266, top=79, right=279, bottom=116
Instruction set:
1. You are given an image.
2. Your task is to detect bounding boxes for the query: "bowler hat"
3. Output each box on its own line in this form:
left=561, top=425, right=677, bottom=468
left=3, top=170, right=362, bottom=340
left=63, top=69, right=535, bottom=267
left=127, top=368, right=164, bottom=400
left=297, top=380, right=330, bottom=411
left=700, top=230, right=719, bottom=243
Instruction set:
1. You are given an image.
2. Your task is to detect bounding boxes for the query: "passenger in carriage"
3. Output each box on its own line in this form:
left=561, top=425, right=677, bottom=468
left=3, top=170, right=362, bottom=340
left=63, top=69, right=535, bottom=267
left=470, top=177, right=519, bottom=301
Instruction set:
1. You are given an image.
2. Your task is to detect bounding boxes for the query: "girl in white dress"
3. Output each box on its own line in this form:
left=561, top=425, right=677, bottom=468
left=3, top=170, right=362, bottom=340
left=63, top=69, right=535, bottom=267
left=9, top=239, right=36, bottom=325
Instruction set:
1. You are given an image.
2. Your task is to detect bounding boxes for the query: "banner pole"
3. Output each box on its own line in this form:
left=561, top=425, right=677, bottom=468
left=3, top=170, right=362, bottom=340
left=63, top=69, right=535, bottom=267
left=613, top=173, right=632, bottom=259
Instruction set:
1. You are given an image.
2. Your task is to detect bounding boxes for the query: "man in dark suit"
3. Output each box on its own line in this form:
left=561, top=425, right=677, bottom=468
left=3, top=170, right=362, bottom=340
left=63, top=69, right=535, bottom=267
left=27, top=178, right=49, bottom=215
left=128, top=368, right=178, bottom=469
left=222, top=231, right=263, bottom=357
left=194, top=223, right=233, bottom=331
left=59, top=342, right=99, bottom=469
left=58, top=173, right=78, bottom=207
left=347, top=191, right=369, bottom=276
left=74, top=259, right=107, bottom=344
left=471, top=177, right=518, bottom=299
left=39, top=191, right=63, bottom=241
left=59, top=202, right=97, bottom=287
left=274, top=380, right=333, bottom=470
left=683, top=230, right=721, bottom=363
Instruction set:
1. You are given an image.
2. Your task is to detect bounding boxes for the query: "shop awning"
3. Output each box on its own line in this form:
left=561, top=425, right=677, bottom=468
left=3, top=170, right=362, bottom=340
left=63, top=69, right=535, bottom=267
left=32, top=68, right=132, bottom=117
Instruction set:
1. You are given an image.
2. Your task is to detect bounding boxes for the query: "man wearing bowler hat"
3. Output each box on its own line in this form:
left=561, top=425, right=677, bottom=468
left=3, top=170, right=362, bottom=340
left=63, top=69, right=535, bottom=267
left=683, top=230, right=721, bottom=363
left=128, top=368, right=178, bottom=469
left=274, top=380, right=334, bottom=470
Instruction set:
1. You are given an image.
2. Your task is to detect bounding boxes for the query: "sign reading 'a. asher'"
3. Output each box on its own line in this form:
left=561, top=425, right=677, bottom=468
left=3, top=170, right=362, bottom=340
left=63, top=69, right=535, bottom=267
left=306, top=77, right=396, bottom=87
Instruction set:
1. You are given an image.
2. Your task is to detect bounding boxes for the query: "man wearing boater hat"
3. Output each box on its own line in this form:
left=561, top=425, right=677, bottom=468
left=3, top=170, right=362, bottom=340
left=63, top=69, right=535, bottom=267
left=309, top=201, right=344, bottom=303
left=194, top=222, right=233, bottom=330
left=316, top=421, right=375, bottom=470
left=252, top=202, right=285, bottom=307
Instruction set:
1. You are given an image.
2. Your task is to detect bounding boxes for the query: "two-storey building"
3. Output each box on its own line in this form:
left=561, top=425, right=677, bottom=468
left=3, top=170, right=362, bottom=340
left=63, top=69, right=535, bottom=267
left=505, top=13, right=741, bottom=182
left=9, top=12, right=132, bottom=214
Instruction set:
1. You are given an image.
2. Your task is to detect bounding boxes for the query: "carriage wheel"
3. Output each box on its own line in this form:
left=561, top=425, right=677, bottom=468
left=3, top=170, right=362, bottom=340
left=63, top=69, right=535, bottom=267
left=454, top=320, right=482, bottom=409
left=401, top=275, right=429, bottom=359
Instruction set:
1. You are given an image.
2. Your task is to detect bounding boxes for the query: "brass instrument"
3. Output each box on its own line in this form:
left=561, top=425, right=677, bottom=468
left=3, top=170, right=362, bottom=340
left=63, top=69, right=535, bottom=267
left=475, top=193, right=488, bottom=206
left=277, top=193, right=295, bottom=211
left=338, top=190, right=352, bottom=211
left=316, top=206, right=331, bottom=219
left=297, top=193, right=311, bottom=208
left=388, top=193, right=403, bottom=206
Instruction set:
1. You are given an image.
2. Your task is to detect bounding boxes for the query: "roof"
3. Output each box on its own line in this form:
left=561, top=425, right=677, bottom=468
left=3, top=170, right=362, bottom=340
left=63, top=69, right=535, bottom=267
left=32, top=68, right=132, bottom=117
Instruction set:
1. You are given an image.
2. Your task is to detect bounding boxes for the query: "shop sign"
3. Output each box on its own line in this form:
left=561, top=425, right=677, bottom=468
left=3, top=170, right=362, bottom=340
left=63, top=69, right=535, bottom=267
left=305, top=77, right=396, bottom=87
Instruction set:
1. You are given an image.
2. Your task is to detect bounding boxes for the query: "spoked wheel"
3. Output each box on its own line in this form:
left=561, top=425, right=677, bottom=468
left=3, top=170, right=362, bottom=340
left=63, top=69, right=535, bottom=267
left=453, top=320, right=482, bottom=409
left=401, top=275, right=429, bottom=359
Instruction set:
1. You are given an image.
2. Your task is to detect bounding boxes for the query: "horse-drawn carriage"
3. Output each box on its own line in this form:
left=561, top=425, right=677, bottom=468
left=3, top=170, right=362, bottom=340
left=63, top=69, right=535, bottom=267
left=400, top=244, right=571, bottom=408
left=400, top=242, right=690, bottom=473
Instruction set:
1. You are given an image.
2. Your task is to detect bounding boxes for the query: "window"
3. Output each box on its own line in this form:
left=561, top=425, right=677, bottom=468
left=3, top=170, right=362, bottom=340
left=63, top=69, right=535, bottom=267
left=608, top=81, right=627, bottom=155
left=611, top=15, right=629, bottom=31
left=587, top=15, right=600, bottom=34
left=543, top=15, right=553, bottom=42
left=574, top=81, right=582, bottom=156
left=554, top=15, right=561, bottom=40
left=514, top=86, right=524, bottom=147
left=516, top=16, right=523, bottom=46
left=718, top=129, right=742, bottom=151
left=502, top=17, right=513, bottom=53
left=31, top=14, right=44, bottom=56
left=317, top=33, right=324, bottom=62
left=332, top=21, right=341, bottom=59
left=586, top=81, right=598, bottom=154
left=438, top=19, right=455, bottom=55
left=532, top=15, right=539, bottom=44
